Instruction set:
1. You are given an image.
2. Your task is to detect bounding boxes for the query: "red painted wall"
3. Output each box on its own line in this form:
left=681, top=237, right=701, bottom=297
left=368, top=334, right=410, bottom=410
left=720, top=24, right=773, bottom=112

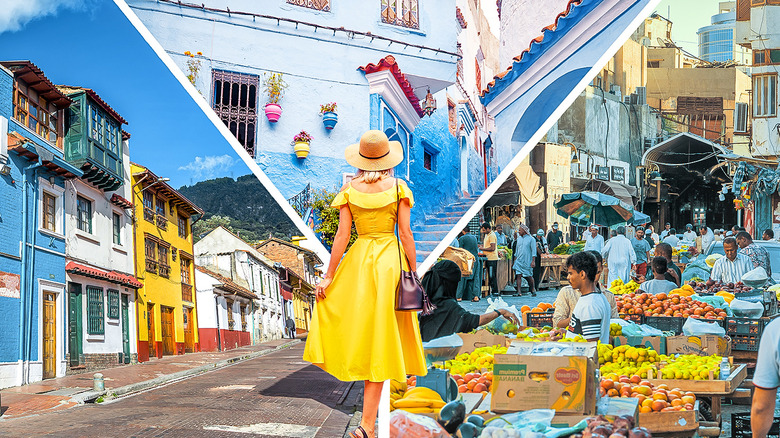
left=137, top=341, right=150, bottom=363
left=198, top=328, right=251, bottom=351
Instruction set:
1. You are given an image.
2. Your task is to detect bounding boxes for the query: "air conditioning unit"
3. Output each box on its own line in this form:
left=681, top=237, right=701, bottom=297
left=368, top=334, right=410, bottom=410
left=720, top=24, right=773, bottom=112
left=610, top=85, right=622, bottom=101
left=636, top=86, right=647, bottom=105
left=643, top=137, right=657, bottom=150
left=734, top=102, right=749, bottom=133
left=630, top=93, right=639, bottom=104
left=624, top=96, right=632, bottom=104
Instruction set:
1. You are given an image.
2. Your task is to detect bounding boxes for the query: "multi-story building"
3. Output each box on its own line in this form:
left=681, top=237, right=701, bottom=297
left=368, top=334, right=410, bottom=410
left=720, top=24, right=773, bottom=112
left=698, top=2, right=751, bottom=64
left=255, top=237, right=319, bottom=334
left=130, top=163, right=203, bottom=361
left=58, top=85, right=141, bottom=373
left=194, top=265, right=257, bottom=351
left=194, top=226, right=284, bottom=344
left=0, top=61, right=84, bottom=387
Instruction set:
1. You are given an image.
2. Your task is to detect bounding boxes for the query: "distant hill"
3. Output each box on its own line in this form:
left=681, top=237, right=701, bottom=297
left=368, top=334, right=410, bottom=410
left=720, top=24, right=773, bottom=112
left=178, top=175, right=299, bottom=243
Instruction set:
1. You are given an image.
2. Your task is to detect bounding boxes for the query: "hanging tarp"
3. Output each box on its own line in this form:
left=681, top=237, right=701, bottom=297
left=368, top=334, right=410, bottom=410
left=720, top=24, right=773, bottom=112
left=484, top=165, right=545, bottom=207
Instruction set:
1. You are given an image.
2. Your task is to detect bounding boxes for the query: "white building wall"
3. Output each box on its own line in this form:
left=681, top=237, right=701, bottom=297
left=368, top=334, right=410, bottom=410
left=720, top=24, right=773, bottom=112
left=498, top=0, right=571, bottom=71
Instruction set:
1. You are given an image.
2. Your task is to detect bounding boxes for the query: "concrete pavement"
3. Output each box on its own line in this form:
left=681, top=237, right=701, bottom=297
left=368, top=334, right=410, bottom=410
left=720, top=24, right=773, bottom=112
left=0, top=342, right=357, bottom=437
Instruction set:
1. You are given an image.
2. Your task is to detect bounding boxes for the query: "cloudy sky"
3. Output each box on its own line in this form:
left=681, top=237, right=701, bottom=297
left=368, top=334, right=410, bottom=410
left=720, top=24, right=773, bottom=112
left=0, top=0, right=245, bottom=189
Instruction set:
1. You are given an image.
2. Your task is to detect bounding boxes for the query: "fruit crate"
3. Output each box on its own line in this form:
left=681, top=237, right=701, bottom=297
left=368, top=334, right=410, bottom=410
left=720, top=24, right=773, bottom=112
left=732, top=412, right=780, bottom=438
left=619, top=313, right=644, bottom=324
left=643, top=316, right=685, bottom=335
left=726, top=317, right=766, bottom=351
left=525, top=311, right=553, bottom=328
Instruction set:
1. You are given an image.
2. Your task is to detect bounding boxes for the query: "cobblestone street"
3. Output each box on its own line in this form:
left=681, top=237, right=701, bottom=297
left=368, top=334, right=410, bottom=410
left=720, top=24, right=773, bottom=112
left=0, top=343, right=356, bottom=438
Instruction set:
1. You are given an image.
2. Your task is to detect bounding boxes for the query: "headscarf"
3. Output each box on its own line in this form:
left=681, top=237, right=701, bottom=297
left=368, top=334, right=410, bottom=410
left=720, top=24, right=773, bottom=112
left=419, top=260, right=480, bottom=342
left=519, top=223, right=530, bottom=235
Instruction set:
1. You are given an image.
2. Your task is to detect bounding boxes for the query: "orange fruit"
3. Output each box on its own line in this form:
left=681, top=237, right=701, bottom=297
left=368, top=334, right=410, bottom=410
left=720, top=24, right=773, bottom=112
left=474, top=383, right=487, bottom=393
left=681, top=395, right=695, bottom=405
left=520, top=305, right=531, bottom=313
left=458, top=384, right=467, bottom=393
left=652, top=393, right=668, bottom=401
left=607, top=388, right=619, bottom=397
left=671, top=399, right=684, bottom=407
left=651, top=400, right=668, bottom=412
left=641, top=398, right=653, bottom=408
left=639, top=406, right=652, bottom=413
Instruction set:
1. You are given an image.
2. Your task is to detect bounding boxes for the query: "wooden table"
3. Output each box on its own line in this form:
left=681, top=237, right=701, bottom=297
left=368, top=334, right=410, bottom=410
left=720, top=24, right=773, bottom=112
left=539, top=256, right=567, bottom=290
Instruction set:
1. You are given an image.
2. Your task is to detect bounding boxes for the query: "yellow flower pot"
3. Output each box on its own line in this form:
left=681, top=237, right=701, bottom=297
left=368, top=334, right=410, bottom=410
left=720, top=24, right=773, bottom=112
left=294, top=141, right=310, bottom=159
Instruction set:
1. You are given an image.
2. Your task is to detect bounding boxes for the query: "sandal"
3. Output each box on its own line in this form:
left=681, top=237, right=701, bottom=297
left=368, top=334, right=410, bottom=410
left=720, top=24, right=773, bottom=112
left=471, top=297, right=480, bottom=302
left=350, top=426, right=370, bottom=438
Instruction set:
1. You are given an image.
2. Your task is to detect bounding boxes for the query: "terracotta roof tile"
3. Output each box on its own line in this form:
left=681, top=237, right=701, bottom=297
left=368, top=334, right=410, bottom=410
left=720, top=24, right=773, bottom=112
left=196, top=265, right=257, bottom=299
left=359, top=55, right=424, bottom=118
left=66, top=261, right=142, bottom=289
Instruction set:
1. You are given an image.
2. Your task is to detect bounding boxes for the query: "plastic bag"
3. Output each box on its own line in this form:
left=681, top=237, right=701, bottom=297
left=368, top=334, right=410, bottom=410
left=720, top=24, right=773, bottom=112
left=682, top=317, right=726, bottom=336
left=682, top=260, right=712, bottom=283
left=483, top=297, right=522, bottom=333
left=742, top=267, right=769, bottom=288
left=480, top=409, right=555, bottom=437
left=389, top=410, right=449, bottom=437
left=691, top=295, right=734, bottom=316
left=730, top=298, right=765, bottom=318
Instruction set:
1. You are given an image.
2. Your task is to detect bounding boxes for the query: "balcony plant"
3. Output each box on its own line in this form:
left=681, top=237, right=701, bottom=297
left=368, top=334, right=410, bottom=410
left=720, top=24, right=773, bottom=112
left=320, top=102, right=338, bottom=130
left=292, top=130, right=313, bottom=159
left=262, top=72, right=288, bottom=123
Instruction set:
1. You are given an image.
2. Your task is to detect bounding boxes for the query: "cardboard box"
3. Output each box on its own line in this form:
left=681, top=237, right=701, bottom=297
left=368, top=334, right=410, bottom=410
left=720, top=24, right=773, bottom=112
left=491, top=342, right=598, bottom=414
left=665, top=335, right=730, bottom=356
left=457, top=330, right=510, bottom=354
left=612, top=336, right=667, bottom=354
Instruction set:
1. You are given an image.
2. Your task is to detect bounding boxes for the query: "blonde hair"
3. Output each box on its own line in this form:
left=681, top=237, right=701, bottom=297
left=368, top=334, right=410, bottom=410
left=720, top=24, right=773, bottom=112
left=356, top=168, right=394, bottom=183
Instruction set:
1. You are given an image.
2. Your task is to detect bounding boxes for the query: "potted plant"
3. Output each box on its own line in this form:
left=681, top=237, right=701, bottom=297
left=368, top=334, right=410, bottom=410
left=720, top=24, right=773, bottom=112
left=263, top=72, right=288, bottom=122
left=320, top=102, right=338, bottom=130
left=292, top=130, right=313, bottom=159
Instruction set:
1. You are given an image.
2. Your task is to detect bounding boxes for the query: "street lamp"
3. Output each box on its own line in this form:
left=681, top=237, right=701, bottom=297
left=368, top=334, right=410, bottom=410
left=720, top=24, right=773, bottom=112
left=421, top=88, right=436, bottom=117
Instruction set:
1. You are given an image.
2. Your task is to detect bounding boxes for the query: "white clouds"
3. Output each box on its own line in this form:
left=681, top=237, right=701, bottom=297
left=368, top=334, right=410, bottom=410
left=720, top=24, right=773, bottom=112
left=0, top=0, right=90, bottom=34
left=178, top=154, right=236, bottom=179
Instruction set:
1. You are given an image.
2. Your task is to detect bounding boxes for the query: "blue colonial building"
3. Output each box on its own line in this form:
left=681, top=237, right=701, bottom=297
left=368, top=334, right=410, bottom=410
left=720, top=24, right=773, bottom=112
left=126, top=1, right=489, bottom=247
left=0, top=61, right=83, bottom=388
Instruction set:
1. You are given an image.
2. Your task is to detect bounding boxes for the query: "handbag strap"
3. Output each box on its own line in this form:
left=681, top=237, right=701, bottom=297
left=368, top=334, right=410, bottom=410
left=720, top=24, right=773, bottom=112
left=396, top=179, right=404, bottom=271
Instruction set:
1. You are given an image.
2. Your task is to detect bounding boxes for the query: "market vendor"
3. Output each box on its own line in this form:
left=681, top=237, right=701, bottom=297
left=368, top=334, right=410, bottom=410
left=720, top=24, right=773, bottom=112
left=418, top=260, right=521, bottom=342
left=645, top=242, right=681, bottom=286
left=736, top=231, right=772, bottom=276
left=637, top=257, right=677, bottom=295
left=583, top=224, right=604, bottom=252
left=707, top=237, right=753, bottom=286
left=700, top=225, right=715, bottom=252
left=547, top=222, right=564, bottom=251
left=659, top=222, right=672, bottom=240
left=683, top=224, right=697, bottom=242
left=561, top=252, right=612, bottom=343
left=763, top=229, right=775, bottom=241
left=495, top=224, right=508, bottom=246
left=630, top=226, right=652, bottom=277
left=602, top=226, right=636, bottom=285
left=512, top=224, right=537, bottom=296
left=552, top=250, right=618, bottom=328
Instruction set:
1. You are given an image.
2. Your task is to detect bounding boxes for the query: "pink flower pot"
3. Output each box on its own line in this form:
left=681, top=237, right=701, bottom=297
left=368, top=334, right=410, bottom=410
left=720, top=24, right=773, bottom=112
left=265, top=103, right=282, bottom=123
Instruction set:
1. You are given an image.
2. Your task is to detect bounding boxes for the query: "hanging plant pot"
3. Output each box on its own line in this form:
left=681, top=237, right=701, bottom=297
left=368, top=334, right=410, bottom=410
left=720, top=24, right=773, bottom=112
left=293, top=141, right=310, bottom=159
left=265, top=103, right=282, bottom=123
left=322, top=111, right=338, bottom=130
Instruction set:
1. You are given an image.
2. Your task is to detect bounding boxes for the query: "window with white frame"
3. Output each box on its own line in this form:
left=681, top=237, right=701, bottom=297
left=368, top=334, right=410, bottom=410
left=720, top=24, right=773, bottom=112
left=754, top=74, right=777, bottom=118
left=112, top=212, right=122, bottom=245
left=38, top=178, right=64, bottom=236
left=76, top=195, right=93, bottom=233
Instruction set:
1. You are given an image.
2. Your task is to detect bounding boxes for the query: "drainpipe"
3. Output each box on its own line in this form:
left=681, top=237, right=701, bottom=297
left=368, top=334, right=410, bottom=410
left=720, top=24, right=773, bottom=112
left=214, top=293, right=222, bottom=351
left=19, top=157, right=43, bottom=385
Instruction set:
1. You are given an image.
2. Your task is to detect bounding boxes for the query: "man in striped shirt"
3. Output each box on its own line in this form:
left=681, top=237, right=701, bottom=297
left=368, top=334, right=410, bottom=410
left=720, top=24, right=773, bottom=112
left=736, top=231, right=771, bottom=276
left=707, top=237, right=753, bottom=286
left=563, top=252, right=611, bottom=343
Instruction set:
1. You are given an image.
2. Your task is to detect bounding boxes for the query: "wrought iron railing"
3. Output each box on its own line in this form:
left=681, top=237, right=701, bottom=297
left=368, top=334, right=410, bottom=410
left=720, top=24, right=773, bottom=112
left=287, top=183, right=312, bottom=216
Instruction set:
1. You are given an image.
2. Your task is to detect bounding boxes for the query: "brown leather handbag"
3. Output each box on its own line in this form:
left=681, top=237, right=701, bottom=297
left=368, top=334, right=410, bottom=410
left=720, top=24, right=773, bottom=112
left=394, top=180, right=436, bottom=315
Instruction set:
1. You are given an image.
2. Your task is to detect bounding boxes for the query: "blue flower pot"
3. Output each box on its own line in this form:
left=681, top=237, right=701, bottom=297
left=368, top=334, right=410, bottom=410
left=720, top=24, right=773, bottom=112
left=322, top=111, right=338, bottom=130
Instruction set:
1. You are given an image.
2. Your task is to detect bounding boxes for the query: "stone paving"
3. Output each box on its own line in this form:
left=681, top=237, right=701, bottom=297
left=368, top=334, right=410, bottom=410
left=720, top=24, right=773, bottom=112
left=0, top=343, right=355, bottom=437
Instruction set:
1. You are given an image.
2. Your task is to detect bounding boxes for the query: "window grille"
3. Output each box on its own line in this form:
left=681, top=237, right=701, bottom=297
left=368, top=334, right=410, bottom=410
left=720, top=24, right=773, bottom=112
left=212, top=70, right=259, bottom=157
left=381, top=0, right=419, bottom=29
left=107, top=289, right=120, bottom=319
left=87, top=286, right=104, bottom=335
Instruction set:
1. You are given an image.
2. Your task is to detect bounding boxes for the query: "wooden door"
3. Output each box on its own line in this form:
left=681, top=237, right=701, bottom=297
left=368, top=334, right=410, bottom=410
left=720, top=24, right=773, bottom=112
left=67, top=283, right=82, bottom=367
left=43, top=292, right=57, bottom=379
left=147, top=302, right=155, bottom=356
left=121, top=295, right=130, bottom=364
left=183, top=307, right=193, bottom=353
left=160, top=306, right=174, bottom=356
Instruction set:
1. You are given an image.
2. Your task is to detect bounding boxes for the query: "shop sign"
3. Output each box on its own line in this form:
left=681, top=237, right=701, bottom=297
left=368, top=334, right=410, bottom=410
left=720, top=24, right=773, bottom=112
left=611, top=166, right=625, bottom=182
left=596, top=165, right=610, bottom=181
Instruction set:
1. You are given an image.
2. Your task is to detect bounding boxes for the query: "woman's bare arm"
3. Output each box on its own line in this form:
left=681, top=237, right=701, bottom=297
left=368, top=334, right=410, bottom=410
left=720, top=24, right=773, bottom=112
left=397, top=194, right=416, bottom=271
left=327, top=205, right=353, bottom=278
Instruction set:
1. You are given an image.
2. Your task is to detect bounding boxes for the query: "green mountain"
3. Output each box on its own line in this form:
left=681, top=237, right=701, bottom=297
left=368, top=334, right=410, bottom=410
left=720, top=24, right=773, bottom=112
left=178, top=175, right=298, bottom=243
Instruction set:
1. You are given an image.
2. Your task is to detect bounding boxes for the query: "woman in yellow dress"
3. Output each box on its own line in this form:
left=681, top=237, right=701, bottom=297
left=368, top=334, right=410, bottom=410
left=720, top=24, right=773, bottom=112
left=303, top=130, right=427, bottom=438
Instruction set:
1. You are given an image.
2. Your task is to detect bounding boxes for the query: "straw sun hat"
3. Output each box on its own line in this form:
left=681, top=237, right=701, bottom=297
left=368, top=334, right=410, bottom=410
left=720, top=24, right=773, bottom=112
left=344, top=130, right=404, bottom=171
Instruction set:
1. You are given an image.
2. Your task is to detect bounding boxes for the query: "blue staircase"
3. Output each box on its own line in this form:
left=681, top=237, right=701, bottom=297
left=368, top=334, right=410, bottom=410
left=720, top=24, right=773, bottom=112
left=412, top=193, right=482, bottom=265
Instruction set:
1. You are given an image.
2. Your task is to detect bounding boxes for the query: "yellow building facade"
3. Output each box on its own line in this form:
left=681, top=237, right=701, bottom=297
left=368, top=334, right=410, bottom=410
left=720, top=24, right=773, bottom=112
left=131, top=163, right=203, bottom=361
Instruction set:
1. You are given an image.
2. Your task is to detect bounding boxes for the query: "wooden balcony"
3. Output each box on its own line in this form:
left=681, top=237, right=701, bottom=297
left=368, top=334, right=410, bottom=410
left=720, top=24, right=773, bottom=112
left=143, top=207, right=155, bottom=223
left=158, top=264, right=170, bottom=278
left=145, top=259, right=157, bottom=274
left=156, top=215, right=168, bottom=230
left=182, top=283, right=193, bottom=302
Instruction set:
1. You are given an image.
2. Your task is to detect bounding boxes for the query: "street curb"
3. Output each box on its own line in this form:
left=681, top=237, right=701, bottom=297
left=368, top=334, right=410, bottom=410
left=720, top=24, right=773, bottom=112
left=75, top=340, right=301, bottom=404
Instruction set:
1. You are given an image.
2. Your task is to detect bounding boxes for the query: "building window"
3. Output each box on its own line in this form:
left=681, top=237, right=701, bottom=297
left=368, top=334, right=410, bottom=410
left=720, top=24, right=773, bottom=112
left=12, top=83, right=58, bottom=144
left=155, top=197, right=165, bottom=216
left=112, top=212, right=122, bottom=245
left=180, top=257, right=191, bottom=284
left=158, top=245, right=170, bottom=278
left=423, top=142, right=438, bottom=172
left=241, top=304, right=247, bottom=331
left=287, top=0, right=330, bottom=11
left=143, top=191, right=154, bottom=223
left=178, top=215, right=188, bottom=239
left=76, top=195, right=93, bottom=233
left=647, top=60, right=660, bottom=68
left=226, top=298, right=235, bottom=329
left=381, top=0, right=419, bottom=29
left=212, top=70, right=259, bottom=157
left=42, top=192, right=56, bottom=232
left=86, top=286, right=104, bottom=335
left=754, top=74, right=777, bottom=118
left=145, top=239, right=157, bottom=274
left=107, top=289, right=120, bottom=319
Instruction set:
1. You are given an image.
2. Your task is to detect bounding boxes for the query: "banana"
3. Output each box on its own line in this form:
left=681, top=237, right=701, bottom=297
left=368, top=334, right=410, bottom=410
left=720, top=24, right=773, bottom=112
left=393, top=398, right=434, bottom=409
left=399, top=407, right=435, bottom=414
left=404, top=386, right=441, bottom=400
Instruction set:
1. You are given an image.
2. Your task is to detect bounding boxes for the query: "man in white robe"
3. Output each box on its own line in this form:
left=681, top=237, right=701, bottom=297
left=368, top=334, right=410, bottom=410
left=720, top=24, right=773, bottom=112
left=601, top=226, right=636, bottom=285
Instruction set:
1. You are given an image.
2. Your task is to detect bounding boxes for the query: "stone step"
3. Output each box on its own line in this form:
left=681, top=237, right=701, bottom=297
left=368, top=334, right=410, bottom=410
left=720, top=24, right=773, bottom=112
left=414, top=223, right=455, bottom=232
